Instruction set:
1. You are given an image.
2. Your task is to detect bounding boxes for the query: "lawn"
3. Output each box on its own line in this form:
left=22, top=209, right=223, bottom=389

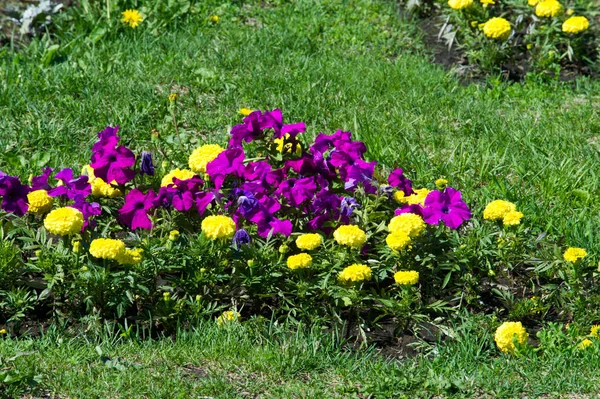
left=2, top=0, right=600, bottom=397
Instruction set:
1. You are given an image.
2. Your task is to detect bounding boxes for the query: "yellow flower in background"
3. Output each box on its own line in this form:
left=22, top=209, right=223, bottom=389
left=209, top=15, right=220, bottom=23
left=201, top=215, right=236, bottom=240
left=528, top=0, right=540, bottom=5
left=494, top=321, right=528, bottom=354
left=44, top=207, right=84, bottom=236
left=563, top=247, right=587, bottom=263
left=333, top=225, right=367, bottom=248
left=117, top=248, right=144, bottom=265
left=189, top=144, right=225, bottom=174
left=483, top=200, right=516, bottom=221
left=503, top=210, right=524, bottom=226
left=579, top=339, right=593, bottom=350
left=388, top=213, right=426, bottom=238
left=0, top=329, right=6, bottom=335
left=394, top=270, right=419, bottom=285
left=562, top=16, right=589, bottom=34
left=566, top=8, right=574, bottom=16
left=386, top=231, right=411, bottom=251
left=27, top=190, right=54, bottom=214
left=287, top=253, right=313, bottom=270
left=161, top=168, right=196, bottom=187
left=535, top=0, right=562, bottom=17
left=274, top=134, right=302, bottom=156
left=482, top=17, right=512, bottom=40
left=239, top=108, right=253, bottom=116
left=168, top=93, right=178, bottom=102
left=448, top=0, right=473, bottom=10
left=338, top=264, right=372, bottom=283
left=394, top=188, right=430, bottom=206
left=435, top=178, right=448, bottom=190
left=590, top=325, right=600, bottom=338
left=121, top=9, right=143, bottom=28
left=89, top=238, right=126, bottom=260
left=217, top=310, right=240, bottom=326
left=296, top=233, right=323, bottom=250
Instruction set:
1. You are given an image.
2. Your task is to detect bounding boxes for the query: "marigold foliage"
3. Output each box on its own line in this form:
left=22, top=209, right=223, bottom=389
left=188, top=144, right=225, bottom=174
left=448, top=0, right=473, bottom=10
left=121, top=9, right=143, bottom=28
left=562, top=16, right=589, bottom=34
left=388, top=213, right=426, bottom=238
left=483, top=200, right=516, bottom=221
left=394, top=270, right=419, bottom=285
left=27, top=190, right=54, bottom=214
left=287, top=253, right=313, bottom=270
left=535, top=0, right=562, bottom=17
left=482, top=17, right=512, bottom=41
left=495, top=321, right=528, bottom=354
left=333, top=225, right=367, bottom=247
left=43, top=207, right=84, bottom=236
left=563, top=247, right=587, bottom=263
left=161, top=168, right=196, bottom=187
left=89, top=238, right=126, bottom=260
left=386, top=231, right=411, bottom=251
left=338, top=264, right=372, bottom=283
left=295, top=233, right=323, bottom=250
left=201, top=215, right=237, bottom=240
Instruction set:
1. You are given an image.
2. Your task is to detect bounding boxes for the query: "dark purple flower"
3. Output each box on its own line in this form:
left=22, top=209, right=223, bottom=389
left=0, top=175, right=30, bottom=216
left=388, top=168, right=413, bottom=196
left=394, top=204, right=424, bottom=217
left=233, top=189, right=259, bottom=217
left=206, top=148, right=245, bottom=190
left=31, top=167, right=54, bottom=191
left=119, top=189, right=157, bottom=230
left=343, top=160, right=376, bottom=191
left=92, top=126, right=120, bottom=152
left=48, top=168, right=91, bottom=200
left=275, top=177, right=317, bottom=207
left=422, top=187, right=471, bottom=229
left=277, top=122, right=306, bottom=139
left=229, top=109, right=284, bottom=147
left=72, top=195, right=102, bottom=230
left=311, top=130, right=353, bottom=154
left=140, top=151, right=155, bottom=176
left=232, top=229, right=251, bottom=249
left=340, top=197, right=360, bottom=218
left=91, top=145, right=136, bottom=185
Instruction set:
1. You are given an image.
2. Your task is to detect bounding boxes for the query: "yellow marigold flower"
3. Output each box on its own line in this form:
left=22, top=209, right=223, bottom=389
left=287, top=253, right=313, bottom=270
left=295, top=233, right=323, bottom=251
left=89, top=238, right=126, bottom=260
left=201, top=215, right=236, bottom=240
left=579, top=339, right=593, bottom=350
left=81, top=165, right=95, bottom=179
left=394, top=270, right=419, bottom=285
left=91, top=178, right=122, bottom=198
left=394, top=188, right=430, bottom=205
left=161, top=168, right=196, bottom=187
left=188, top=144, right=225, bottom=174
left=217, top=310, right=240, bottom=326
left=535, top=0, right=562, bottom=17
left=333, top=225, right=367, bottom=248
left=448, top=0, right=473, bottom=10
left=44, top=207, right=84, bottom=236
left=503, top=211, right=524, bottom=226
left=388, top=213, right=426, bottom=238
left=169, top=230, right=180, bottom=241
left=239, top=108, right=253, bottom=116
left=482, top=17, right=512, bottom=40
left=117, top=248, right=143, bottom=265
left=386, top=231, right=411, bottom=251
left=121, top=9, right=143, bottom=28
left=483, top=200, right=516, bottom=221
left=590, top=325, right=600, bottom=338
left=563, top=247, right=587, bottom=263
left=209, top=15, right=220, bottom=23
left=494, top=321, right=528, bottom=354
left=562, top=16, right=589, bottom=34
left=274, top=134, right=302, bottom=156
left=338, top=264, right=372, bottom=283
left=435, top=178, right=448, bottom=190
left=27, top=190, right=54, bottom=214
left=528, top=0, right=540, bottom=5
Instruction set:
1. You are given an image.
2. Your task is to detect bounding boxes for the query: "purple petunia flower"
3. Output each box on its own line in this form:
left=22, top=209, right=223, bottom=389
left=232, top=229, right=251, bottom=249
left=91, top=145, right=136, bottom=185
left=0, top=175, right=30, bottom=216
left=275, top=177, right=317, bottom=207
left=206, top=148, right=245, bottom=190
left=229, top=109, right=283, bottom=148
left=140, top=151, right=155, bottom=176
left=71, top=194, right=102, bottom=230
left=92, top=126, right=120, bottom=152
left=119, top=188, right=157, bottom=230
left=31, top=167, right=54, bottom=191
left=48, top=168, right=91, bottom=200
left=340, top=197, right=360, bottom=218
left=421, top=187, right=471, bottom=229
left=388, top=168, right=413, bottom=196
left=195, top=191, right=216, bottom=216
left=394, top=204, right=424, bottom=217
left=233, top=189, right=259, bottom=217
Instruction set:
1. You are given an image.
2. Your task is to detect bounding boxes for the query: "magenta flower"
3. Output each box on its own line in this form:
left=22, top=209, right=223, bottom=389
left=195, top=191, right=216, bottom=216
left=275, top=177, right=317, bottom=207
left=159, top=176, right=204, bottom=212
left=119, top=188, right=157, bottom=230
left=48, top=168, right=91, bottom=200
left=388, top=168, right=413, bottom=196
left=229, top=109, right=283, bottom=147
left=0, top=175, right=30, bottom=216
left=394, top=204, right=424, bottom=217
left=31, top=167, right=54, bottom=191
left=422, top=187, right=471, bottom=229
left=206, top=148, right=245, bottom=190
left=91, top=145, right=136, bottom=185
left=72, top=194, right=102, bottom=230
left=92, top=126, right=120, bottom=152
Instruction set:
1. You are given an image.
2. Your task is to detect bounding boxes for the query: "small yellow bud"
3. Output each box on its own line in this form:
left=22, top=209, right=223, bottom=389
left=247, top=259, right=255, bottom=267
left=279, top=244, right=289, bottom=254
left=209, top=15, right=220, bottom=23
left=81, top=266, right=88, bottom=271
left=566, top=8, right=574, bottom=16
left=35, top=250, right=42, bottom=257
left=195, top=294, right=202, bottom=301
left=435, top=178, right=448, bottom=190
left=168, top=230, right=180, bottom=241
left=168, top=93, right=177, bottom=102
left=200, top=268, right=206, bottom=273
left=0, top=329, right=6, bottom=335
left=73, top=241, right=81, bottom=254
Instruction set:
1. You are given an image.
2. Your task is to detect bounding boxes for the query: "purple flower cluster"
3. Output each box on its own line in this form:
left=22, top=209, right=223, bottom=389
left=91, top=126, right=136, bottom=185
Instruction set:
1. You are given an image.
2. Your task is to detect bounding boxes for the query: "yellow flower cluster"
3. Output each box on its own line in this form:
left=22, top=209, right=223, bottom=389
left=494, top=321, right=528, bottom=354
left=217, top=310, right=240, bottom=326
left=27, top=190, right=54, bottom=214
left=448, top=0, right=473, bottom=10
left=563, top=247, right=587, bottom=263
left=394, top=188, right=430, bottom=206
left=483, top=200, right=523, bottom=225
left=296, top=233, right=323, bottom=250
left=274, top=134, right=302, bottom=156
left=386, top=231, right=411, bottom=252
left=121, top=9, right=143, bottom=28
left=388, top=214, right=426, bottom=238
left=161, top=168, right=196, bottom=187
left=394, top=270, right=419, bottom=285
left=287, top=253, right=313, bottom=270
left=117, top=248, right=144, bottom=265
left=188, top=144, right=225, bottom=174
left=591, top=325, right=600, bottom=338
left=562, top=16, right=589, bottom=34
left=44, top=207, right=84, bottom=236
left=333, top=225, right=367, bottom=248
left=579, top=339, right=593, bottom=350
left=201, top=215, right=236, bottom=240
left=338, top=264, right=372, bottom=283
left=89, top=238, right=126, bottom=260
left=239, top=108, right=253, bottom=116
left=535, top=0, right=562, bottom=18
left=482, top=17, right=512, bottom=41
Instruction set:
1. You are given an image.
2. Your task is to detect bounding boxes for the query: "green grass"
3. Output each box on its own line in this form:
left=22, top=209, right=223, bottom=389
left=2, top=317, right=600, bottom=398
